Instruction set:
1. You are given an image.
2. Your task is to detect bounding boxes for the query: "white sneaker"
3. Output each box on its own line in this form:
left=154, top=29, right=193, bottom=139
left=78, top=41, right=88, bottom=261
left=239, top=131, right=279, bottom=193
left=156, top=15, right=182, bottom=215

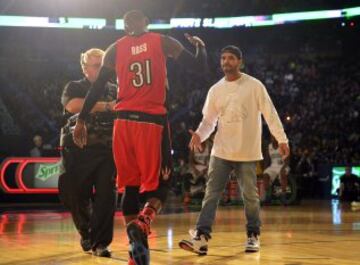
left=245, top=234, right=260, bottom=253
left=179, top=229, right=209, bottom=255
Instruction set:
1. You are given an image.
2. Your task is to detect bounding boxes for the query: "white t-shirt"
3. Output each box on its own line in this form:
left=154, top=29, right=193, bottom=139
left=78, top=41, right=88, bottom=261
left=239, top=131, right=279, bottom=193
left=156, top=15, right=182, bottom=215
left=196, top=73, right=288, bottom=161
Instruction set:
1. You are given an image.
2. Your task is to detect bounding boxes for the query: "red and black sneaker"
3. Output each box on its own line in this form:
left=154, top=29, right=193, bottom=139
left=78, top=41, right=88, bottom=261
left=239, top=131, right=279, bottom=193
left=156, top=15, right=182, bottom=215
left=127, top=217, right=150, bottom=265
left=128, top=250, right=136, bottom=265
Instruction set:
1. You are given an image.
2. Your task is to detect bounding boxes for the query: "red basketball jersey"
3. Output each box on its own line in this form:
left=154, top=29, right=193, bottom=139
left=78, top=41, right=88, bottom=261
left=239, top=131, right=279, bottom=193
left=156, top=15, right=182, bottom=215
left=115, top=32, right=167, bottom=114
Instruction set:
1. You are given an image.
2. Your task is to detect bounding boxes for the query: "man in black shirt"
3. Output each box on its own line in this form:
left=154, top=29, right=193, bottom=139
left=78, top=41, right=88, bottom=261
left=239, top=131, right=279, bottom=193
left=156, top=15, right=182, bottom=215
left=339, top=166, right=360, bottom=202
left=58, top=48, right=117, bottom=257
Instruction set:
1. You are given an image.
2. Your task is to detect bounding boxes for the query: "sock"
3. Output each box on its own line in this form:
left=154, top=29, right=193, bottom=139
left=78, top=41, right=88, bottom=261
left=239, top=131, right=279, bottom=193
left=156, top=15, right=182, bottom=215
left=138, top=203, right=157, bottom=225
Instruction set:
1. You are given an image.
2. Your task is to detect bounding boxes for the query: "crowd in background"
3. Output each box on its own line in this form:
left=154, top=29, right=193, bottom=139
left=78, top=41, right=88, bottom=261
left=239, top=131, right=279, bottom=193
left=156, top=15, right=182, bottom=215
left=0, top=23, right=359, bottom=197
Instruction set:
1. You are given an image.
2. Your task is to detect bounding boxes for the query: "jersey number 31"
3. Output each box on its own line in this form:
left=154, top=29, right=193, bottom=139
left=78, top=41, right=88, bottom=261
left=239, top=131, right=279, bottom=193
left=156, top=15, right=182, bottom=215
left=129, top=60, right=152, bottom=88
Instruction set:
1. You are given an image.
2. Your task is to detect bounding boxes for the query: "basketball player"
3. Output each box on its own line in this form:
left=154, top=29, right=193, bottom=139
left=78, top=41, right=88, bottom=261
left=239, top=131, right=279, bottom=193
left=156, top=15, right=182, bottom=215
left=262, top=135, right=290, bottom=197
left=179, top=45, right=289, bottom=255
left=73, top=10, right=207, bottom=265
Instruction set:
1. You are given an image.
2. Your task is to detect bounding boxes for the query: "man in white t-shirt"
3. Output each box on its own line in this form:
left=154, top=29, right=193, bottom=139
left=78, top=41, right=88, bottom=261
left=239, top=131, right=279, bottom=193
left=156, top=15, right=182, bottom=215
left=179, top=45, right=290, bottom=255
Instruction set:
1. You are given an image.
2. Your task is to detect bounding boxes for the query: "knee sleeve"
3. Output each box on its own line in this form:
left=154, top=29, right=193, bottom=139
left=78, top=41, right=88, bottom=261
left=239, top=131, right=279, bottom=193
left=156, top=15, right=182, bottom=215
left=121, top=186, right=140, bottom=216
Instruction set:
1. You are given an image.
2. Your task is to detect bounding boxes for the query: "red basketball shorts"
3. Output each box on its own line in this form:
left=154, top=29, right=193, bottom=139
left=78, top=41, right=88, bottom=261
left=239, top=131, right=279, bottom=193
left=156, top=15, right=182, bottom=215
left=113, top=111, right=169, bottom=193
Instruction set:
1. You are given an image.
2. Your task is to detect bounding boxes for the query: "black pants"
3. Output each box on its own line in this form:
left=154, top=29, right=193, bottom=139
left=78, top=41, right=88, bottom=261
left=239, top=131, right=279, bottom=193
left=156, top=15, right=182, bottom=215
left=58, top=146, right=117, bottom=249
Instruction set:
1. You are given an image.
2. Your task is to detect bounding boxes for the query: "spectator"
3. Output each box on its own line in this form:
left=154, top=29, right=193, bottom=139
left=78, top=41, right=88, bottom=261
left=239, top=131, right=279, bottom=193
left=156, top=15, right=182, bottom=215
left=29, top=134, right=52, bottom=157
left=339, top=167, right=360, bottom=202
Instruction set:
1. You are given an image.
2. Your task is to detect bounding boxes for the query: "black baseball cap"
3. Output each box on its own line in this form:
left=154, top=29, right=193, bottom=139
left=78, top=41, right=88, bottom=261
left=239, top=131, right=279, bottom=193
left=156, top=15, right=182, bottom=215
left=221, top=45, right=243, bottom=59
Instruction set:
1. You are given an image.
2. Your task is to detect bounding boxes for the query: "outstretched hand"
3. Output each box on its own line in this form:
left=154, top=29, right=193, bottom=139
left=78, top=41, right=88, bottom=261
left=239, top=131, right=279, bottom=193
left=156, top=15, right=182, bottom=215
left=278, top=143, right=290, bottom=161
left=188, top=129, right=203, bottom=152
left=161, top=167, right=172, bottom=181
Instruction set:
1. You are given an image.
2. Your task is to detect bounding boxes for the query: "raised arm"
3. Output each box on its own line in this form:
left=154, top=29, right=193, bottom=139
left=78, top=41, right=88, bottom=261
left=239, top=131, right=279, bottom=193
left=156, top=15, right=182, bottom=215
left=161, top=34, right=207, bottom=72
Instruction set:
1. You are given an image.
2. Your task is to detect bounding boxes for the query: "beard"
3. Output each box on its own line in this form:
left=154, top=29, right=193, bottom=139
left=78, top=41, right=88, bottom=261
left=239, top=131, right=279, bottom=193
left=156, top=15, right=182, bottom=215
left=222, top=64, right=238, bottom=74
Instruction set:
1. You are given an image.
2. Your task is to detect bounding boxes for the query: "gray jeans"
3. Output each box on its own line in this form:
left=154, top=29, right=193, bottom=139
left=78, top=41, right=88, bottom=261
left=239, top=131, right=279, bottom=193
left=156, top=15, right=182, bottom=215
left=196, top=156, right=261, bottom=236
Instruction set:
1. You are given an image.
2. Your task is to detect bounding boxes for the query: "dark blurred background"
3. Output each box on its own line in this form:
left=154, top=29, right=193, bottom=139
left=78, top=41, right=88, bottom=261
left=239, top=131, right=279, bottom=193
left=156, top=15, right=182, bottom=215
left=0, top=0, right=359, bottom=204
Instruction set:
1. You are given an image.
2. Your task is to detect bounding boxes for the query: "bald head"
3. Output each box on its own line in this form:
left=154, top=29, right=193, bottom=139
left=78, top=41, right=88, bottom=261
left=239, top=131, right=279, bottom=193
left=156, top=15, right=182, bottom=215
left=124, top=10, right=149, bottom=36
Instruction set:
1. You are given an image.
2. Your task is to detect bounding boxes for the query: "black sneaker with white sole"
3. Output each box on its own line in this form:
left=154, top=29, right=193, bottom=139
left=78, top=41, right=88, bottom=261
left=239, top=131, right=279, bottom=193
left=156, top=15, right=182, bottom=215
left=92, top=246, right=111, bottom=258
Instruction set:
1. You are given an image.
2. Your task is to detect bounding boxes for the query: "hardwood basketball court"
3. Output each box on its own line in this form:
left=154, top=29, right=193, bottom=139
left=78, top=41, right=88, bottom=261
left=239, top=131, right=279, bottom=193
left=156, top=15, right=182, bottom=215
left=0, top=200, right=359, bottom=265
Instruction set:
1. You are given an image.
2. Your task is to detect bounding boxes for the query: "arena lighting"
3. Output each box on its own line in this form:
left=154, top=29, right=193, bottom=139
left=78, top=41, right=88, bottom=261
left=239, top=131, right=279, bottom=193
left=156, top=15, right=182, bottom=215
left=115, top=18, right=172, bottom=30
left=203, top=8, right=360, bottom=29
left=249, top=20, right=277, bottom=27
left=115, top=19, right=124, bottom=29
left=122, top=6, right=360, bottom=29
left=0, top=6, right=360, bottom=29
left=57, top=17, right=106, bottom=29
left=202, top=15, right=276, bottom=28
left=272, top=10, right=342, bottom=23
left=0, top=16, right=50, bottom=27
left=148, top=24, right=172, bottom=29
left=170, top=18, right=202, bottom=28
left=0, top=15, right=106, bottom=29
left=344, top=6, right=360, bottom=17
